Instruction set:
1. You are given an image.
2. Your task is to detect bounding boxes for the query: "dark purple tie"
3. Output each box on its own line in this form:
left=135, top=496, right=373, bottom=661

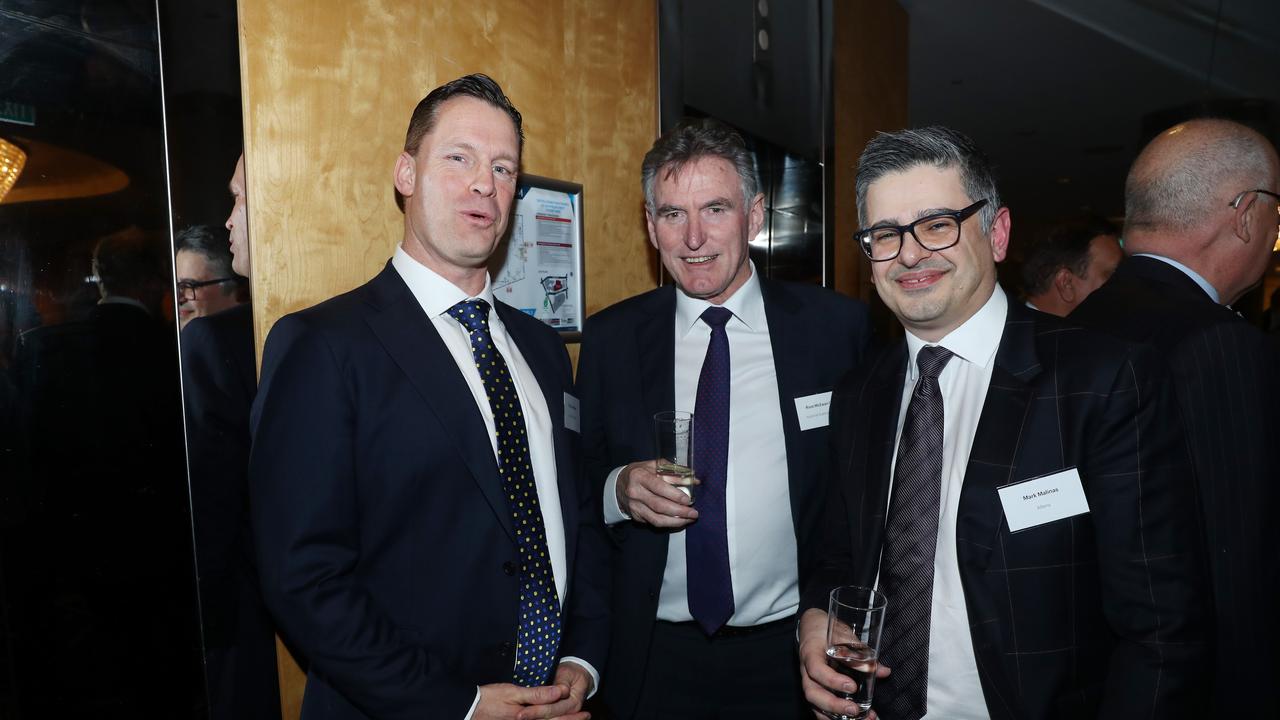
left=688, top=305, right=735, bottom=635
left=877, top=345, right=954, bottom=720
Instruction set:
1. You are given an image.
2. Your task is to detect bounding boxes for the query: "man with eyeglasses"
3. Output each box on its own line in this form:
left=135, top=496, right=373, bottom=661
left=175, top=224, right=245, bottom=329
left=1071, top=118, right=1280, bottom=716
left=797, top=126, right=1209, bottom=719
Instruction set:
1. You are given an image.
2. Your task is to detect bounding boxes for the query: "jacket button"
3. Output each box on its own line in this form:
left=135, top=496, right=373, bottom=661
left=500, top=641, right=514, bottom=657
left=502, top=561, right=516, bottom=576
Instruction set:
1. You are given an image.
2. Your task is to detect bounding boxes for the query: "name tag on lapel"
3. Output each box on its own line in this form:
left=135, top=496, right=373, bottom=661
left=794, top=391, right=833, bottom=431
left=563, top=392, right=580, bottom=433
left=997, top=467, right=1090, bottom=532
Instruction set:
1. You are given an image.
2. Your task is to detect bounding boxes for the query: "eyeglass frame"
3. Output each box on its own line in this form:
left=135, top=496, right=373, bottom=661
left=1228, top=188, right=1280, bottom=209
left=176, top=276, right=238, bottom=297
left=854, top=198, right=990, bottom=262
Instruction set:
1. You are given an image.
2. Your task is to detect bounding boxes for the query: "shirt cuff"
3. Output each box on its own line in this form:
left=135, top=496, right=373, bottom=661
left=559, top=657, right=600, bottom=699
left=463, top=687, right=480, bottom=719
left=602, top=465, right=631, bottom=525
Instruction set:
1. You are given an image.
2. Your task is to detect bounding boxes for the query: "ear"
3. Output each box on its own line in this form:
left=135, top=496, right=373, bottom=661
left=747, top=192, right=766, bottom=239
left=393, top=151, right=416, bottom=198
left=989, top=205, right=1011, bottom=262
left=645, top=207, right=659, bottom=251
left=1231, top=191, right=1267, bottom=245
left=1052, top=267, right=1077, bottom=304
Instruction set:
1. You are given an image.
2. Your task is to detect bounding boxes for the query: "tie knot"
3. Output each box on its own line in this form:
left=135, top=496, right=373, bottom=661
left=700, top=306, right=733, bottom=329
left=447, top=298, right=491, bottom=334
left=916, top=345, right=953, bottom=379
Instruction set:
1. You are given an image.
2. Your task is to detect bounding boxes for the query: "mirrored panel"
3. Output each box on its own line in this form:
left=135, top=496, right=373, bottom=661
left=0, top=0, right=206, bottom=716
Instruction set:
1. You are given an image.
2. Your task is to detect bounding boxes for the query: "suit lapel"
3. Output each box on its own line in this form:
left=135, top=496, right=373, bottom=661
left=636, top=287, right=677, bottom=418
left=361, top=264, right=516, bottom=542
left=495, top=302, right=579, bottom=572
left=959, top=303, right=1041, bottom=571
left=858, top=344, right=907, bottom=586
left=760, top=280, right=808, bottom=530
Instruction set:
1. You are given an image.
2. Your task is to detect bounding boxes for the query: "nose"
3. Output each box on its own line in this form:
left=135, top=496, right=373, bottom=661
left=896, top=230, right=933, bottom=266
left=683, top=215, right=706, bottom=250
left=470, top=166, right=497, bottom=197
left=225, top=205, right=235, bottom=232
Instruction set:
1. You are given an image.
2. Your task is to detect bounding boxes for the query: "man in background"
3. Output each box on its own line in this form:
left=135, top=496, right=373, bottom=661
left=1071, top=117, right=1280, bottom=715
left=181, top=155, right=281, bottom=719
left=1019, top=218, right=1122, bottom=316
left=175, top=224, right=246, bottom=329
left=577, top=118, right=870, bottom=719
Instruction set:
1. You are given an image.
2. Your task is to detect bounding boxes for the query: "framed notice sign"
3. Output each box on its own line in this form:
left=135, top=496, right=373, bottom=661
left=491, top=174, right=584, bottom=340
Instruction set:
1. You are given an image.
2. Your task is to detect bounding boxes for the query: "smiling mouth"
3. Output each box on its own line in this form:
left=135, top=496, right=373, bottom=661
left=894, top=269, right=945, bottom=290
left=683, top=254, right=717, bottom=264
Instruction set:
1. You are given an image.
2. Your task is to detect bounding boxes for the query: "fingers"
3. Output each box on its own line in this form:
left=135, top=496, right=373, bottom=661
left=508, top=684, right=568, bottom=706
left=516, top=695, right=580, bottom=720
left=620, top=462, right=699, bottom=528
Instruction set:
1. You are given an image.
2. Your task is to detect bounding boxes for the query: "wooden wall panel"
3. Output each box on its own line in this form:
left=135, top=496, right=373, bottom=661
left=831, top=0, right=909, bottom=302
left=237, top=0, right=659, bottom=364
left=235, top=1, right=658, bottom=716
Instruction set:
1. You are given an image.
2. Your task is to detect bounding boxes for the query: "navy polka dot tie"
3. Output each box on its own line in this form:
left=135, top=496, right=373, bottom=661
left=687, top=305, right=735, bottom=635
left=448, top=298, right=562, bottom=687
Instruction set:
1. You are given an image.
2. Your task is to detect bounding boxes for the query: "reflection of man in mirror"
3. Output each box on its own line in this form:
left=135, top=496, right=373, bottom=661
left=181, top=153, right=282, bottom=719
left=176, top=224, right=246, bottom=329
left=250, top=74, right=608, bottom=720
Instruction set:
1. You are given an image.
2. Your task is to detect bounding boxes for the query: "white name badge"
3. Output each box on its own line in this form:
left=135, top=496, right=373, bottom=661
left=997, top=467, right=1090, bottom=533
left=563, top=392, right=580, bottom=433
left=794, top=391, right=833, bottom=431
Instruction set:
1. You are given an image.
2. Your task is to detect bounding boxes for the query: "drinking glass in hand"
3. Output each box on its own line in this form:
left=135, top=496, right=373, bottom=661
left=825, top=586, right=887, bottom=720
left=653, top=410, right=695, bottom=501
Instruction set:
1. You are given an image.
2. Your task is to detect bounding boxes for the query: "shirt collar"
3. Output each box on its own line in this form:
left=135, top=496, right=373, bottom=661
left=391, top=245, right=495, bottom=317
left=1133, top=253, right=1221, bottom=304
left=674, top=260, right=765, bottom=336
left=904, top=284, right=1007, bottom=381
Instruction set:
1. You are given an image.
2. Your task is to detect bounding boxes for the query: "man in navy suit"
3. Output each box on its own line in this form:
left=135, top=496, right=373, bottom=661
left=798, top=126, right=1208, bottom=719
left=250, top=74, right=607, bottom=720
left=577, top=118, right=870, bottom=719
left=1071, top=118, right=1280, bottom=715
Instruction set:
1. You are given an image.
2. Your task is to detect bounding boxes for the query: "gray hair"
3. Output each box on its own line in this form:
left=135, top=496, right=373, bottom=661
left=1125, top=121, right=1276, bottom=233
left=641, top=118, right=759, bottom=211
left=855, top=126, right=1001, bottom=232
left=175, top=224, right=236, bottom=278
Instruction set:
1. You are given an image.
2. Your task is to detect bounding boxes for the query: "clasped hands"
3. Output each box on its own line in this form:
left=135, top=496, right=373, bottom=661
left=616, top=460, right=700, bottom=527
left=476, top=660, right=593, bottom=720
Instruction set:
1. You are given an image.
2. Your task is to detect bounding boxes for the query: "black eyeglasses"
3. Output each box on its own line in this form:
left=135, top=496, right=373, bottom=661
left=177, top=277, right=236, bottom=296
left=855, top=199, right=989, bottom=262
left=1229, top=188, right=1280, bottom=208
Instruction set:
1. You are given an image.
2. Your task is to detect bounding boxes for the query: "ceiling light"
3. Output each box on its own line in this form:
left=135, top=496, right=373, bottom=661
left=0, top=137, right=25, bottom=201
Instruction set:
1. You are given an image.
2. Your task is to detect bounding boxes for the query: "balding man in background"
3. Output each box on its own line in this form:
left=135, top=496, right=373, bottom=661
left=1072, top=118, right=1280, bottom=715
left=1020, top=218, right=1122, bottom=316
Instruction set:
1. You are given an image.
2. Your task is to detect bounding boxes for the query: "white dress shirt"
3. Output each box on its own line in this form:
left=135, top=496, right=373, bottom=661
left=391, top=248, right=596, bottom=716
left=884, top=284, right=1008, bottom=719
left=603, top=262, right=798, bottom=626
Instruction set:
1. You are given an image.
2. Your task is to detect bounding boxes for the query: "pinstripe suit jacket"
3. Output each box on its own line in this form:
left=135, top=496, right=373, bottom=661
left=805, top=300, right=1209, bottom=720
left=1071, top=255, right=1280, bottom=715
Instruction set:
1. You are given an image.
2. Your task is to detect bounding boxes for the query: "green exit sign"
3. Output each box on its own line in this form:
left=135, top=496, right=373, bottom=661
left=0, top=101, right=35, bottom=127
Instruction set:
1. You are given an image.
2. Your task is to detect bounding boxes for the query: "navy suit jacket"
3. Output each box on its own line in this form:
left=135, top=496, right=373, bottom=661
left=806, top=302, right=1209, bottom=719
left=249, top=263, right=609, bottom=720
left=1071, top=255, right=1280, bottom=714
left=576, top=279, right=870, bottom=718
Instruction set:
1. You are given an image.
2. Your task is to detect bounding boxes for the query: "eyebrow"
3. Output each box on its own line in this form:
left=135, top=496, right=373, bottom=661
left=870, top=206, right=960, bottom=227
left=444, top=141, right=518, bottom=165
left=655, top=197, right=735, bottom=215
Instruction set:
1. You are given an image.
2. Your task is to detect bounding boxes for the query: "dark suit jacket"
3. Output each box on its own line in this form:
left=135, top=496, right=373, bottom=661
left=806, top=301, right=1209, bottom=720
left=249, top=263, right=609, bottom=720
left=576, top=280, right=870, bottom=718
left=1071, top=255, right=1280, bottom=714
left=182, top=303, right=282, bottom=719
